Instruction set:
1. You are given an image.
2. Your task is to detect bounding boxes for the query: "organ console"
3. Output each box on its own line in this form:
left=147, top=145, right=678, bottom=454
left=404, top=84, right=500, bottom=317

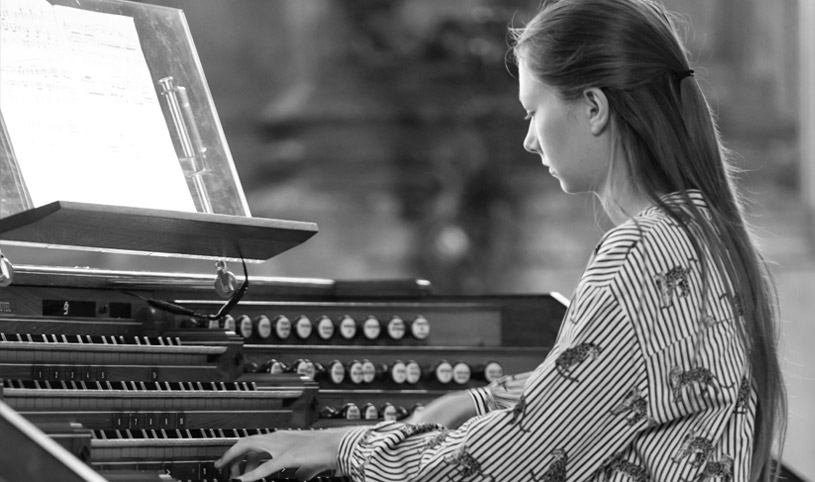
left=0, top=264, right=567, bottom=481
left=0, top=1, right=569, bottom=480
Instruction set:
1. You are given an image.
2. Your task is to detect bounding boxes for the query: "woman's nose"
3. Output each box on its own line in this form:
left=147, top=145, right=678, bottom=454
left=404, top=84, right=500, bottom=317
left=523, top=125, right=538, bottom=154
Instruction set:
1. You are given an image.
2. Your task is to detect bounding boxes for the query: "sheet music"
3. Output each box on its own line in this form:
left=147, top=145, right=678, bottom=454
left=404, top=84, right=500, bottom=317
left=0, top=0, right=196, bottom=212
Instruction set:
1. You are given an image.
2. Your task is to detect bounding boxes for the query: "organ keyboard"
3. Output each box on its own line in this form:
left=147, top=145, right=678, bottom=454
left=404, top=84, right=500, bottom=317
left=0, top=264, right=567, bottom=481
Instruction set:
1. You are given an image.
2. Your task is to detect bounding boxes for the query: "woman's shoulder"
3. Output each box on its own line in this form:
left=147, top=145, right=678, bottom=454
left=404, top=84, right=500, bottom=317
left=590, top=203, right=697, bottom=277
left=594, top=208, right=680, bottom=255
left=585, top=192, right=711, bottom=286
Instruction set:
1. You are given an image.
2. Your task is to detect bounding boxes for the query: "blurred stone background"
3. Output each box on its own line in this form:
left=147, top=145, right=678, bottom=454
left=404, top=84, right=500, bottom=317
left=147, top=0, right=814, bottom=476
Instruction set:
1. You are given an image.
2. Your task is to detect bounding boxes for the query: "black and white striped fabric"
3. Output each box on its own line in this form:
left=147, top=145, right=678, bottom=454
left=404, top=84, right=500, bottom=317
left=338, top=191, right=755, bottom=481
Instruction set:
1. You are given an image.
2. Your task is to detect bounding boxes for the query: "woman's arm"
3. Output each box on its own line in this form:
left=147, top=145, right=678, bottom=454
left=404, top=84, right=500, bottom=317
left=405, top=369, right=534, bottom=428
left=215, top=377, right=531, bottom=481
left=402, top=391, right=477, bottom=429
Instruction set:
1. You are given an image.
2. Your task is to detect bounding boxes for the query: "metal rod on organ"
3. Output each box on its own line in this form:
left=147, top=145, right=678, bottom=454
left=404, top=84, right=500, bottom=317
left=158, top=76, right=213, bottom=213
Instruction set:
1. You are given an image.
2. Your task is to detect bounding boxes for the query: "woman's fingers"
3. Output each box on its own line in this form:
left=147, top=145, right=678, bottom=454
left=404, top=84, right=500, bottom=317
left=214, top=437, right=254, bottom=469
left=230, top=461, right=242, bottom=479
left=216, top=427, right=349, bottom=481
left=237, top=456, right=289, bottom=482
left=216, top=434, right=281, bottom=469
left=214, top=432, right=291, bottom=481
left=244, top=450, right=264, bottom=474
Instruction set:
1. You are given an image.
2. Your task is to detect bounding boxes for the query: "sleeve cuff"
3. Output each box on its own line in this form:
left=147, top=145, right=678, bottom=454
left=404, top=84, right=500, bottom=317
left=336, top=425, right=371, bottom=478
left=467, top=386, right=495, bottom=416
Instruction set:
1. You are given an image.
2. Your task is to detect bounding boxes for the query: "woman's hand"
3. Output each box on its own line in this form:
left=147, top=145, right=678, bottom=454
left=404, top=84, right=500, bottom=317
left=214, top=427, right=353, bottom=481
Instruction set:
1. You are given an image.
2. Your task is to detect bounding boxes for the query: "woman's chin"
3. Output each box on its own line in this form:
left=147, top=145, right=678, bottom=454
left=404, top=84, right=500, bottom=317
left=556, top=179, right=575, bottom=194
left=558, top=181, right=592, bottom=195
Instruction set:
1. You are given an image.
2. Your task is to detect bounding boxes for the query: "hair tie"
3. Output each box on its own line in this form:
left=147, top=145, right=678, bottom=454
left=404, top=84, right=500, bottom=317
left=674, top=69, right=695, bottom=82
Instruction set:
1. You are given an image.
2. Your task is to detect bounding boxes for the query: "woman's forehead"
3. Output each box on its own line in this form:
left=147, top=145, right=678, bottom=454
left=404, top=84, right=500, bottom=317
left=517, top=60, right=553, bottom=106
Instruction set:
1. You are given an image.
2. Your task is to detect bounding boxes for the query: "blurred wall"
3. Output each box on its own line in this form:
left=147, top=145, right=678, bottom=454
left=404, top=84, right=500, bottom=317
left=144, top=0, right=802, bottom=293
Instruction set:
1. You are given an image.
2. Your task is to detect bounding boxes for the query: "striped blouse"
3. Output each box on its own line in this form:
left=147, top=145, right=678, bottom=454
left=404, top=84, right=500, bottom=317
left=337, top=191, right=755, bottom=481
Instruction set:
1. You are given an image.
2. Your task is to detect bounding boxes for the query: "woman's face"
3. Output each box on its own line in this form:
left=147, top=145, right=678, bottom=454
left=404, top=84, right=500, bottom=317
left=518, top=59, right=610, bottom=194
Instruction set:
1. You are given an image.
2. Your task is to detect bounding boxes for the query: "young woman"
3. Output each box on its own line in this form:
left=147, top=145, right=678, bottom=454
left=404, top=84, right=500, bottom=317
left=216, top=0, right=787, bottom=480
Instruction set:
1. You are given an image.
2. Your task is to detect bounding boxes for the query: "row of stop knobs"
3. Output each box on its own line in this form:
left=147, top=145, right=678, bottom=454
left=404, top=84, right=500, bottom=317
left=320, top=401, right=425, bottom=421
left=246, top=358, right=505, bottom=385
left=217, top=313, right=431, bottom=341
